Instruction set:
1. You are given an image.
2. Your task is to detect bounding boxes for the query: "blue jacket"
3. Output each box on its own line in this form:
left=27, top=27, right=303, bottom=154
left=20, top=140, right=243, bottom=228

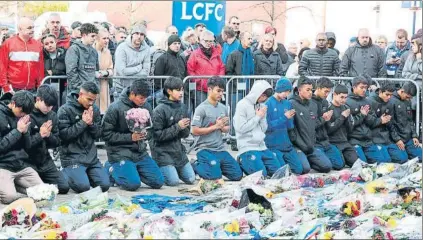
left=264, top=96, right=294, bottom=151
left=221, top=39, right=240, bottom=64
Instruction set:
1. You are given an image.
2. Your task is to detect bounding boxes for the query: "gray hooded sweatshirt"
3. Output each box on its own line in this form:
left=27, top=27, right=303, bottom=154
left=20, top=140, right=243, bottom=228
left=114, top=36, right=151, bottom=88
left=65, top=40, right=99, bottom=92
left=233, top=80, right=272, bottom=156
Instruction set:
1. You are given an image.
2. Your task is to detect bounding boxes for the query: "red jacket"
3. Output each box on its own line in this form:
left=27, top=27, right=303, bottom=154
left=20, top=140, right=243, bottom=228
left=42, top=27, right=71, bottom=49
left=0, top=35, right=45, bottom=93
left=187, top=47, right=225, bottom=92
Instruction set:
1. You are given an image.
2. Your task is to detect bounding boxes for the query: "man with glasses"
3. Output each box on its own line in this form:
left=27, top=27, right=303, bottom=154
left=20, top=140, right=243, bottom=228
left=42, top=13, right=70, bottom=49
left=299, top=32, right=340, bottom=77
left=0, top=17, right=44, bottom=95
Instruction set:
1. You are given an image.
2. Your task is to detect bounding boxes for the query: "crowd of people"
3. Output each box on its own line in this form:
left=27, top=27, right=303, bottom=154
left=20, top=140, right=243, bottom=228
left=0, top=13, right=421, bottom=204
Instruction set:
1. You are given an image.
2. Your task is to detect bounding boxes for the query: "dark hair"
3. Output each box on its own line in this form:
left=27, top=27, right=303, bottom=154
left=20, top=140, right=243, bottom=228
left=71, top=21, right=82, bottom=30
left=37, top=84, right=58, bottom=107
left=163, top=77, right=183, bottom=98
left=396, top=28, right=408, bottom=40
left=41, top=34, right=57, bottom=43
left=333, top=84, right=348, bottom=95
left=80, top=23, right=99, bottom=36
left=263, top=88, right=274, bottom=98
left=12, top=90, right=34, bottom=114
left=352, top=76, right=368, bottom=87
left=298, top=76, right=314, bottom=88
left=207, top=76, right=226, bottom=90
left=81, top=81, right=99, bottom=94
left=194, top=23, right=206, bottom=29
left=378, top=83, right=396, bottom=93
left=298, top=47, right=310, bottom=61
left=130, top=79, right=151, bottom=97
left=223, top=26, right=235, bottom=38
left=315, top=77, right=334, bottom=89
left=402, top=82, right=417, bottom=97
left=100, top=22, right=110, bottom=31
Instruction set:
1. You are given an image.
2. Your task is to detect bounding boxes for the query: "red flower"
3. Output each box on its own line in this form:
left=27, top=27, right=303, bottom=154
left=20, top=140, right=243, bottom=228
left=55, top=223, right=61, bottom=228
left=40, top=213, right=47, bottom=219
left=231, top=200, right=240, bottom=208
left=11, top=209, right=18, bottom=217
left=60, top=231, right=68, bottom=240
left=356, top=200, right=361, bottom=210
left=352, top=209, right=360, bottom=217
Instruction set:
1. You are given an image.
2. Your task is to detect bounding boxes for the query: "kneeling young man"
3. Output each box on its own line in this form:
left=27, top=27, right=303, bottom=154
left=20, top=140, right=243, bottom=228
left=327, top=85, right=358, bottom=167
left=391, top=83, right=422, bottom=162
left=191, top=76, right=243, bottom=181
left=27, top=85, right=69, bottom=194
left=289, top=77, right=333, bottom=173
left=234, top=80, right=282, bottom=177
left=368, top=83, right=408, bottom=163
left=151, top=77, right=196, bottom=186
left=102, top=80, right=164, bottom=190
left=58, top=82, right=110, bottom=193
left=264, top=77, right=310, bottom=175
left=312, top=77, right=344, bottom=170
left=0, top=91, right=43, bottom=204
left=346, top=76, right=386, bottom=163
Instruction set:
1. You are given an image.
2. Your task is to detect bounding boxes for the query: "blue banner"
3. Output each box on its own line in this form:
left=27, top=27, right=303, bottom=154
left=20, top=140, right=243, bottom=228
left=172, top=0, right=226, bottom=36
left=401, top=1, right=422, bottom=8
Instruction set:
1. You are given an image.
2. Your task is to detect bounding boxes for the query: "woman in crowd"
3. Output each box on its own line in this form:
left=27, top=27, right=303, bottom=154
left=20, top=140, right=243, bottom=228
left=253, top=33, right=284, bottom=76
left=402, top=31, right=422, bottom=111
left=94, top=27, right=114, bottom=114
left=42, top=34, right=67, bottom=108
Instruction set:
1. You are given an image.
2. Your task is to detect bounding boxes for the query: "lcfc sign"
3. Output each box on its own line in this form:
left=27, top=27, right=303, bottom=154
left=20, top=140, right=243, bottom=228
left=172, top=1, right=226, bottom=35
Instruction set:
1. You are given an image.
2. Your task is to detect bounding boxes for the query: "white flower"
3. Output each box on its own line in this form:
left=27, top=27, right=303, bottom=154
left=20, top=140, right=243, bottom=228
left=26, top=184, right=59, bottom=201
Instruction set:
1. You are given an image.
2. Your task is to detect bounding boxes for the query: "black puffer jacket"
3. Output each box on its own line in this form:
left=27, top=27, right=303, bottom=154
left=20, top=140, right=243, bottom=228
left=253, top=49, right=284, bottom=76
left=311, top=95, right=330, bottom=147
left=299, top=48, right=340, bottom=76
left=0, top=100, right=31, bottom=172
left=340, top=38, right=387, bottom=78
left=44, top=47, right=67, bottom=77
left=288, top=95, right=318, bottom=154
left=275, top=43, right=289, bottom=64
left=154, top=50, right=187, bottom=79
left=367, top=94, right=398, bottom=145
left=102, top=87, right=152, bottom=164
left=27, top=108, right=60, bottom=171
left=346, top=93, right=382, bottom=147
left=58, top=92, right=102, bottom=167
left=151, top=97, right=190, bottom=168
left=390, top=92, right=418, bottom=142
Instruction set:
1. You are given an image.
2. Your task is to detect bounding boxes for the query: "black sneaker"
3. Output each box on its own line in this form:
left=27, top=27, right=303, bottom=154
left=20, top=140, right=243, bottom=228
left=230, top=140, right=238, bottom=151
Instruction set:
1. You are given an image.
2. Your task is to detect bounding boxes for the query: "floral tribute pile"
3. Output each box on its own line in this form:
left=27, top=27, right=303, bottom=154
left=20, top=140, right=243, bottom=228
left=0, top=159, right=421, bottom=239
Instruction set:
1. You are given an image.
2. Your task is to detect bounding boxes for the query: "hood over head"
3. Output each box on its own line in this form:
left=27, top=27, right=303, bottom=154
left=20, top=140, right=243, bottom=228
left=245, top=80, right=272, bottom=104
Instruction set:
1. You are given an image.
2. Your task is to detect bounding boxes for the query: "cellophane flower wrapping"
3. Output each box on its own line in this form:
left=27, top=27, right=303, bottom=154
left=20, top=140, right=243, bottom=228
left=26, top=184, right=59, bottom=209
left=125, top=108, right=151, bottom=133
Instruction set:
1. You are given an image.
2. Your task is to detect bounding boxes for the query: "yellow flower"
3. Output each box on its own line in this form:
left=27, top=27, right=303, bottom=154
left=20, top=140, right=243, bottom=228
left=144, top=235, right=153, bottom=240
left=58, top=206, right=69, bottom=214
left=387, top=218, right=397, bottom=228
left=224, top=223, right=234, bottom=233
left=322, top=232, right=334, bottom=240
left=231, top=220, right=240, bottom=233
left=299, top=197, right=304, bottom=206
left=44, top=231, right=57, bottom=239
left=124, top=204, right=140, bottom=214
left=265, top=192, right=274, bottom=199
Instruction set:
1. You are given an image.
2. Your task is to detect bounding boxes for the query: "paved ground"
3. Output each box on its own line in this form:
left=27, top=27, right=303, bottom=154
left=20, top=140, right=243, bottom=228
left=0, top=146, right=237, bottom=209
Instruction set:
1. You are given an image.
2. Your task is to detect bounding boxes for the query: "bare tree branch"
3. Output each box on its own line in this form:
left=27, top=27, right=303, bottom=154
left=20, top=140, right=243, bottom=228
left=242, top=19, right=272, bottom=25
left=274, top=5, right=313, bottom=20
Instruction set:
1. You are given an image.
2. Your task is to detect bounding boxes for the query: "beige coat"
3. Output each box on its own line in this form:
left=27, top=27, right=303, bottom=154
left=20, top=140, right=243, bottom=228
left=95, top=43, right=113, bottom=114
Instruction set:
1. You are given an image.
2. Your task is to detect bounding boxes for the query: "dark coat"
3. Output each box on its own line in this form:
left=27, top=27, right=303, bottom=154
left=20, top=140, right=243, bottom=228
left=299, top=48, right=340, bottom=76
left=27, top=108, right=60, bottom=171
left=58, top=92, right=102, bottom=167
left=253, top=49, right=284, bottom=76
left=151, top=98, right=190, bottom=168
left=346, top=93, right=382, bottom=147
left=390, top=92, right=418, bottom=142
left=367, top=94, right=398, bottom=145
left=101, top=87, right=153, bottom=164
left=311, top=95, right=330, bottom=147
left=43, top=47, right=67, bottom=77
left=0, top=100, right=32, bottom=172
left=340, top=39, right=387, bottom=78
left=153, top=50, right=187, bottom=79
left=288, top=95, right=318, bottom=154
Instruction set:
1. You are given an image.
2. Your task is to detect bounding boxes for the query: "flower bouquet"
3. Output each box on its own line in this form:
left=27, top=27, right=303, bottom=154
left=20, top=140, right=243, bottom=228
left=178, top=178, right=225, bottom=196
left=340, top=200, right=361, bottom=217
left=26, top=184, right=59, bottom=209
left=247, top=203, right=273, bottom=226
left=1, top=206, right=37, bottom=227
left=125, top=108, right=152, bottom=152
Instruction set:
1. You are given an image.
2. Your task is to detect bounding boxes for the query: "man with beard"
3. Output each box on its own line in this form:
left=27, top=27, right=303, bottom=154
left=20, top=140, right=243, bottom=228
left=340, top=28, right=386, bottom=78
left=0, top=17, right=44, bottom=95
